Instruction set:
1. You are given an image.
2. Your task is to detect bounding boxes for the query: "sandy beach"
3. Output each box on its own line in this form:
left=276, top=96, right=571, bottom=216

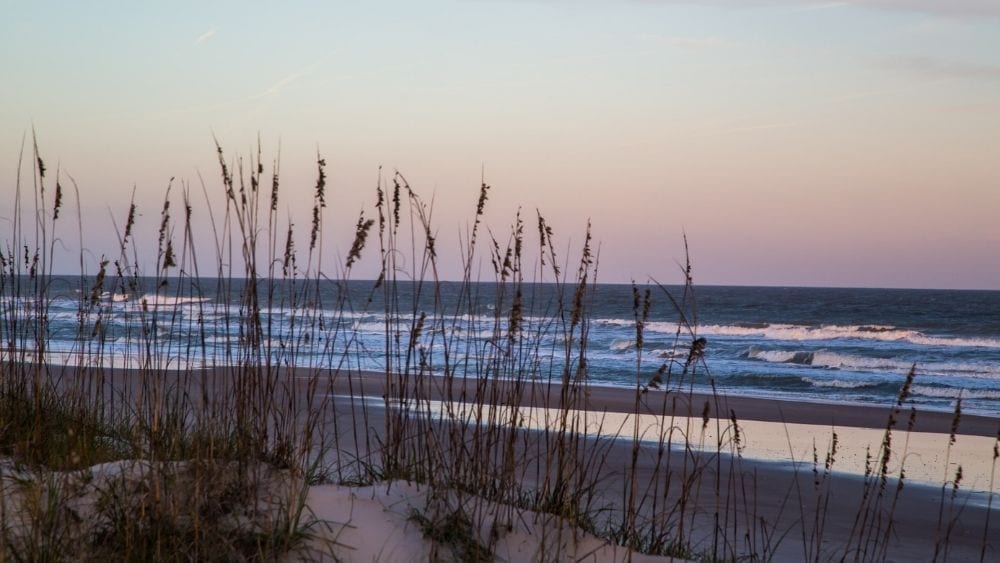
left=28, top=361, right=995, bottom=561
left=299, top=368, right=1000, bottom=561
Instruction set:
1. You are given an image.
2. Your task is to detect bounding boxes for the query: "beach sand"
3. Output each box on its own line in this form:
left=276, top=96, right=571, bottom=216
left=33, top=364, right=1000, bottom=560
left=308, top=369, right=1000, bottom=561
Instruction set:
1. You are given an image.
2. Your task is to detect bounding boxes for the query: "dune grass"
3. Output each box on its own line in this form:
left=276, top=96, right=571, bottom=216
left=0, top=135, right=997, bottom=561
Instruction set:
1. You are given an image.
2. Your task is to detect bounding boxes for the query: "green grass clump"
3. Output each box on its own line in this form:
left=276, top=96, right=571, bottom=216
left=410, top=507, right=493, bottom=562
left=0, top=390, right=130, bottom=470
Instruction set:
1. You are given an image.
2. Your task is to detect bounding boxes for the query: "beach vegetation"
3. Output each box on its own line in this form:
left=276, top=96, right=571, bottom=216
left=0, top=135, right=996, bottom=561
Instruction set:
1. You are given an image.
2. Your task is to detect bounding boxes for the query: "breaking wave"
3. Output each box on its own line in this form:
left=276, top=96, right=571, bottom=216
left=800, top=377, right=879, bottom=390
left=910, top=386, right=1000, bottom=400
left=745, top=346, right=1000, bottom=378
left=621, top=321, right=1000, bottom=349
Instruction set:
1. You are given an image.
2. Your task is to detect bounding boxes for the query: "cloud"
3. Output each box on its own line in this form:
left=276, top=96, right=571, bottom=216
left=194, top=28, right=217, bottom=45
left=257, top=62, right=322, bottom=98
left=262, top=72, right=304, bottom=96
left=134, top=58, right=328, bottom=121
left=880, top=55, right=1000, bottom=82
left=634, top=0, right=1000, bottom=19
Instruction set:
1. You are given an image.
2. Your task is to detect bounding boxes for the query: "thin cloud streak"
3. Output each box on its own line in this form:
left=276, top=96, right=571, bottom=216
left=126, top=59, right=328, bottom=122
left=194, top=28, right=217, bottom=45
left=256, top=61, right=323, bottom=99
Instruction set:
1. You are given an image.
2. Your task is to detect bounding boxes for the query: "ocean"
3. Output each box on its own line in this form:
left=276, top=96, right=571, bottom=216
left=8, top=279, right=1000, bottom=417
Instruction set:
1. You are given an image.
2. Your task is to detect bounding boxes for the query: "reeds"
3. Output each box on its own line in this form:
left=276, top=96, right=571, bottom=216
left=1, top=136, right=996, bottom=561
left=1, top=136, right=329, bottom=559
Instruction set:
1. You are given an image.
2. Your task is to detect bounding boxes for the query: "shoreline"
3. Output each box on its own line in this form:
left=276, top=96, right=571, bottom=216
left=42, top=359, right=999, bottom=434
left=308, top=367, right=1000, bottom=437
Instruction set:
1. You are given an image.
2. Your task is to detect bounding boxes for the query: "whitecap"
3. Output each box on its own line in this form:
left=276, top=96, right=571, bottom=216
left=609, top=339, right=635, bottom=351
left=801, top=377, right=876, bottom=389
left=910, top=386, right=1000, bottom=400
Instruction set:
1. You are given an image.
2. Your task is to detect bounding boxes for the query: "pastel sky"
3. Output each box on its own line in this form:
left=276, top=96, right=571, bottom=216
left=2, top=1, right=999, bottom=289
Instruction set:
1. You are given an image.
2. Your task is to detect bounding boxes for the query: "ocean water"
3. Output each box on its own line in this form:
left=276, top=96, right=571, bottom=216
left=588, top=285, right=1000, bottom=416
left=6, top=279, right=1000, bottom=416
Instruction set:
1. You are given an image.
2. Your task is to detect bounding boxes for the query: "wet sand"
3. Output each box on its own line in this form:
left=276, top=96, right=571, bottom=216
left=312, top=368, right=999, bottom=436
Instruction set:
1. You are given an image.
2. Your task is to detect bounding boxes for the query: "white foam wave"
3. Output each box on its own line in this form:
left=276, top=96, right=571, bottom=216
left=747, top=347, right=1000, bottom=378
left=609, top=339, right=635, bottom=351
left=47, top=311, right=83, bottom=322
left=597, top=318, right=637, bottom=328
left=910, top=386, right=1000, bottom=400
left=6, top=347, right=208, bottom=370
left=139, top=294, right=211, bottom=307
left=810, top=352, right=1000, bottom=378
left=633, top=321, right=1000, bottom=349
left=655, top=349, right=683, bottom=359
left=746, top=348, right=808, bottom=364
left=801, top=377, right=876, bottom=389
left=351, top=321, right=389, bottom=333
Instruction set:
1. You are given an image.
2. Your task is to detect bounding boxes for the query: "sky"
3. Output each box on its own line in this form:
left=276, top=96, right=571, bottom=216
left=1, top=0, right=998, bottom=289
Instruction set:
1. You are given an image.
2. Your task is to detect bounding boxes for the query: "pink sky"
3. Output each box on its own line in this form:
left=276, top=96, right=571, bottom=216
left=1, top=1, right=998, bottom=288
